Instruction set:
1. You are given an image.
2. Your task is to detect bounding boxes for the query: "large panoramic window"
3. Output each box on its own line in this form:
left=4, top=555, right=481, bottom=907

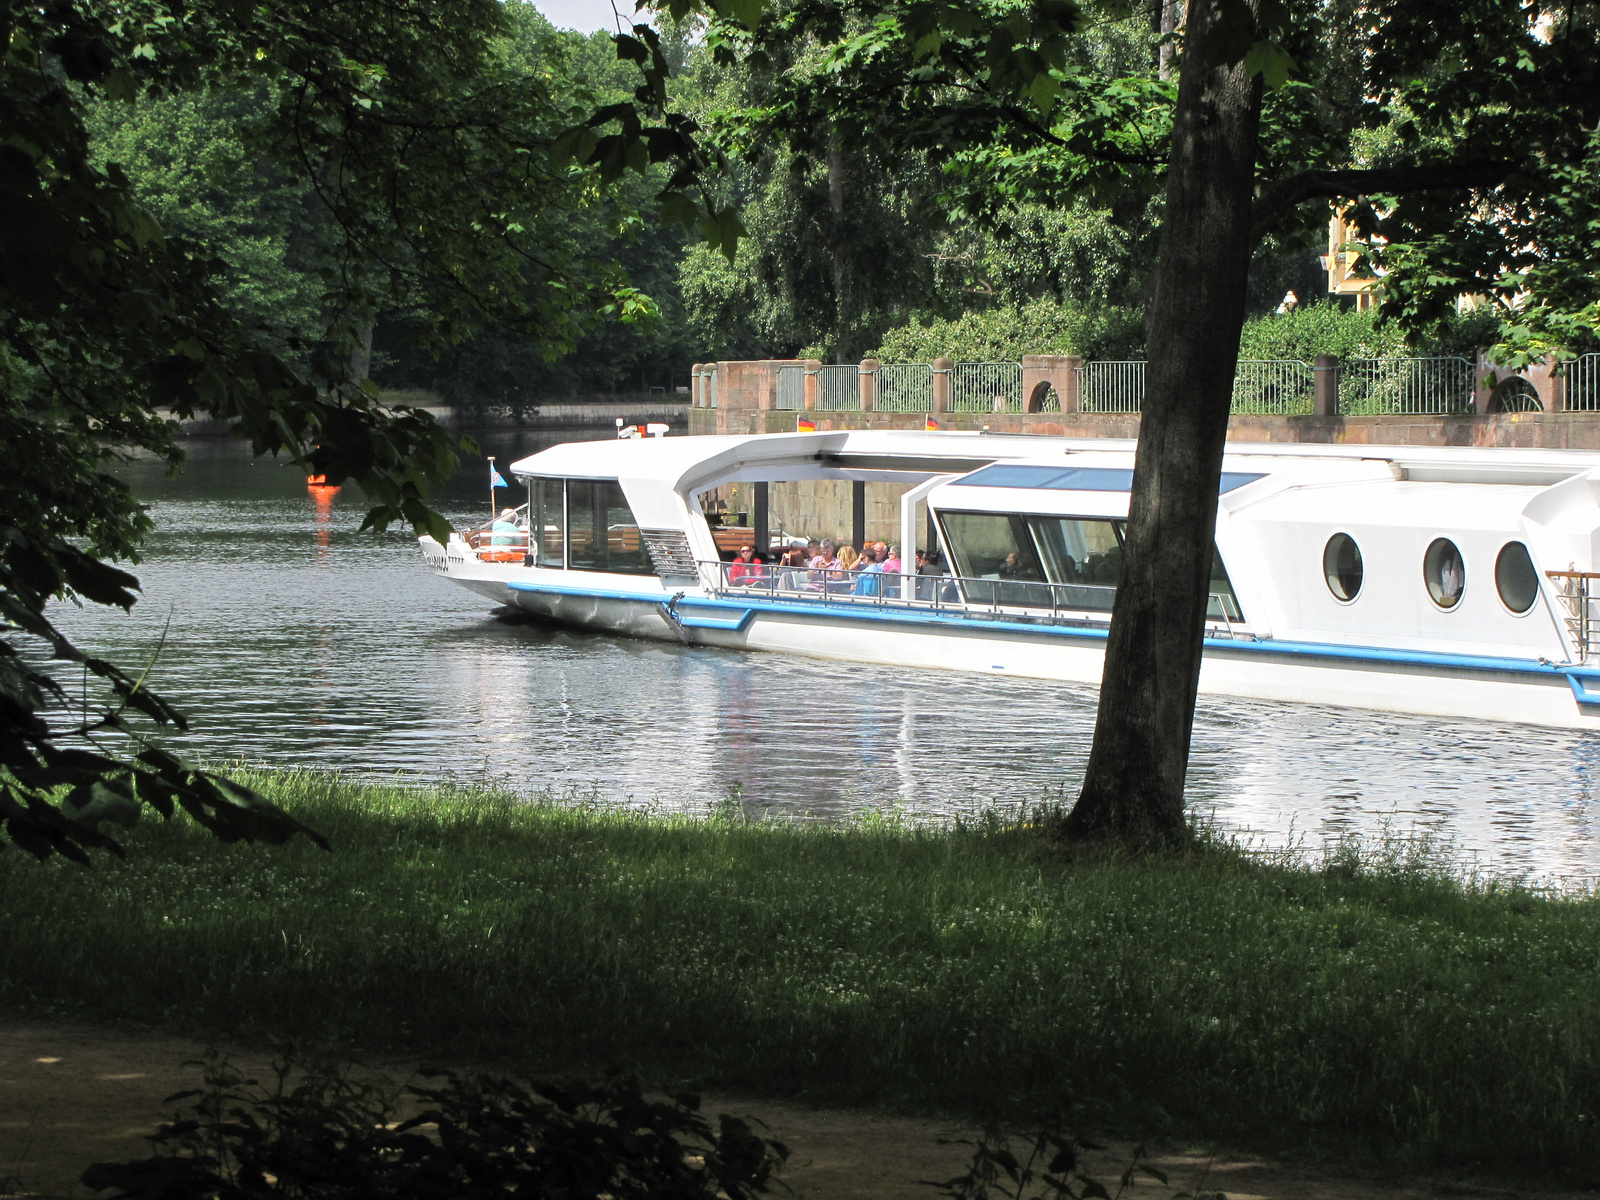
left=598, top=481, right=651, bottom=574
left=567, top=480, right=653, bottom=575
left=1030, top=517, right=1123, bottom=611
left=533, top=478, right=564, bottom=568
left=940, top=512, right=1047, bottom=607
left=940, top=510, right=1240, bottom=619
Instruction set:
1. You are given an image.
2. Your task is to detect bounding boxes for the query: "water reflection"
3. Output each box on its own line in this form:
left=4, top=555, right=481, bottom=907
left=41, top=433, right=1600, bottom=882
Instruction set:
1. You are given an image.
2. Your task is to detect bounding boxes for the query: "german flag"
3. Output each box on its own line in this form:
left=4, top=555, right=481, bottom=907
left=796, top=417, right=817, bottom=432
left=925, top=416, right=941, bottom=431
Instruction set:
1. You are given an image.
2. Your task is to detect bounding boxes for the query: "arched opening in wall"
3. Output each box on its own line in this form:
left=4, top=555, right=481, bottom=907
left=1489, top=376, right=1543, bottom=413
left=1028, top=382, right=1061, bottom=413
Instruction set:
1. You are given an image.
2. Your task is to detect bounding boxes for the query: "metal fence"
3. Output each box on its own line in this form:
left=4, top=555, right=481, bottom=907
left=816, top=364, right=860, bottom=410
left=1078, top=361, right=1145, bottom=413
left=875, top=363, right=934, bottom=412
left=775, top=365, right=803, bottom=410
left=1338, top=357, right=1475, bottom=415
left=769, top=354, right=1502, bottom=416
left=950, top=362, right=1024, bottom=412
left=1231, top=360, right=1315, bottom=415
left=1568, top=354, right=1600, bottom=412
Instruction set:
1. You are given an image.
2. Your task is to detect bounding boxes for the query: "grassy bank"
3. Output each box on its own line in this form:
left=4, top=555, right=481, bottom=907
left=3, top=771, right=1599, bottom=1179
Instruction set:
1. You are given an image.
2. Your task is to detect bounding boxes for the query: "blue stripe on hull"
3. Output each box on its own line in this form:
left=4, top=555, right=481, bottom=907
left=506, top=579, right=1581, bottom=687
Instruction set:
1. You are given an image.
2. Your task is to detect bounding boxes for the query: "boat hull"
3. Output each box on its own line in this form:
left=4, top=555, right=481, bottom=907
left=483, top=575, right=1600, bottom=730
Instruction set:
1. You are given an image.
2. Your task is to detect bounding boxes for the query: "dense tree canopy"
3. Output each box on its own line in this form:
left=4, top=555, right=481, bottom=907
left=0, top=0, right=723, bottom=859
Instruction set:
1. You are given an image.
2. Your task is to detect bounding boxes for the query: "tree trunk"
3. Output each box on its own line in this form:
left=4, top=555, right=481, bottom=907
left=827, top=128, right=852, bottom=364
left=349, top=321, right=374, bottom=384
left=1158, top=0, right=1182, bottom=81
left=1062, top=0, right=1263, bottom=848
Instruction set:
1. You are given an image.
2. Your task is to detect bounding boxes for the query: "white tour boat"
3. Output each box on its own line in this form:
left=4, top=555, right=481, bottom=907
left=419, top=430, right=1600, bottom=729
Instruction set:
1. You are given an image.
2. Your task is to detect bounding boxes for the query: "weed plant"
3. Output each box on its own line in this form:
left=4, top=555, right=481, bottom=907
left=3, top=770, right=1600, bottom=1179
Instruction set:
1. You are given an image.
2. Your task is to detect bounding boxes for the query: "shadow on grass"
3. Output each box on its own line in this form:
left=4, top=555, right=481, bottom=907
left=3, top=769, right=1599, bottom=1182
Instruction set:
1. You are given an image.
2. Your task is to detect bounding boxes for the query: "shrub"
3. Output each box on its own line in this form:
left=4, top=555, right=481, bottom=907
left=868, top=298, right=1144, bottom=363
left=83, top=1054, right=789, bottom=1200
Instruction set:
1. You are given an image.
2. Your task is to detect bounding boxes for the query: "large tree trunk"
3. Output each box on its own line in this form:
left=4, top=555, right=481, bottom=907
left=1062, top=0, right=1263, bottom=848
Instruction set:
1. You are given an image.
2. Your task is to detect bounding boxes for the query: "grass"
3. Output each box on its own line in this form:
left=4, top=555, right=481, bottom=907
left=3, top=769, right=1600, bottom=1180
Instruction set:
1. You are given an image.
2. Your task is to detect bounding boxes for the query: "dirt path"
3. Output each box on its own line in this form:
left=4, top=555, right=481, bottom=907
left=0, top=1019, right=1575, bottom=1199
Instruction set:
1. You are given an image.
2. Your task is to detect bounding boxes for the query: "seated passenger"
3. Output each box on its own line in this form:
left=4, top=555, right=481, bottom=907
left=489, top=508, right=522, bottom=546
left=729, top=545, right=765, bottom=586
left=917, top=548, right=958, bottom=601
left=831, top=545, right=861, bottom=592
left=807, top=539, right=840, bottom=590
left=853, top=547, right=885, bottom=596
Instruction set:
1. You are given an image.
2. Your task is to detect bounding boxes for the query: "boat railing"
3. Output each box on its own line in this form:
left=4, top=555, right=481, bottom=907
left=701, top=560, right=1250, bottom=637
left=1546, top=570, right=1600, bottom=662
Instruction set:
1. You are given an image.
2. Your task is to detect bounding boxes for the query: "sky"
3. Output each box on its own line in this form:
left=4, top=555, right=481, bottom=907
left=533, top=0, right=639, bottom=33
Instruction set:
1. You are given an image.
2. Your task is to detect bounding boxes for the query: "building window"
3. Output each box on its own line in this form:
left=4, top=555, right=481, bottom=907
left=1424, top=537, right=1465, bottom=609
left=1323, top=533, right=1363, bottom=602
left=1495, top=541, right=1539, bottom=614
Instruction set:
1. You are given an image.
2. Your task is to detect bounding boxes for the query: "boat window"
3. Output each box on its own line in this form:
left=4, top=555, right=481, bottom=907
left=533, top=478, right=564, bottom=568
left=1030, top=517, right=1123, bottom=611
left=940, top=512, right=1049, bottom=607
left=1323, top=533, right=1363, bottom=602
left=1208, top=547, right=1241, bottom=622
left=1495, top=541, right=1539, bottom=614
left=956, top=465, right=1265, bottom=494
left=567, top=480, right=653, bottom=575
left=1424, top=537, right=1465, bottom=609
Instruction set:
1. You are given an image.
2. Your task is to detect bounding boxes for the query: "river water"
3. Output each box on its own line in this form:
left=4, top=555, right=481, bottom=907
left=46, top=431, right=1600, bottom=883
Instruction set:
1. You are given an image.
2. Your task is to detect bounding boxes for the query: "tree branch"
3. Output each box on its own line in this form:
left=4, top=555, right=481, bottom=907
left=1251, top=160, right=1521, bottom=242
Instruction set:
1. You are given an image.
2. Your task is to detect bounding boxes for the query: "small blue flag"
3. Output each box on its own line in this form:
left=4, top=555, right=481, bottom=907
left=490, top=467, right=509, bottom=488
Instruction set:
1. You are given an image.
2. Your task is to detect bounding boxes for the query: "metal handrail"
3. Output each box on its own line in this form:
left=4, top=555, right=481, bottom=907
left=699, top=560, right=1249, bottom=636
left=1546, top=570, right=1600, bottom=663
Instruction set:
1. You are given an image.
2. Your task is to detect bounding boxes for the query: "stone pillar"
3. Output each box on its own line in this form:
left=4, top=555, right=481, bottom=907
left=852, top=480, right=867, bottom=551
left=803, top=359, right=822, bottom=410
left=931, top=356, right=953, bottom=414
left=1062, top=354, right=1082, bottom=412
left=859, top=358, right=879, bottom=412
left=1474, top=353, right=1497, bottom=415
left=1312, top=354, right=1340, bottom=416
left=1532, top=355, right=1567, bottom=412
left=691, top=363, right=704, bottom=407
left=1022, top=355, right=1081, bottom=412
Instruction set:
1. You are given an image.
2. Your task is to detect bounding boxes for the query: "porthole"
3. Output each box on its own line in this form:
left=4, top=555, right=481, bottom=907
left=1495, top=541, right=1539, bottom=614
left=1323, top=533, right=1363, bottom=602
left=1424, top=538, right=1465, bottom=610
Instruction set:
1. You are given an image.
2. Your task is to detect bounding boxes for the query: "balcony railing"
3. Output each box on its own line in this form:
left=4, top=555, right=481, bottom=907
left=698, top=560, right=1248, bottom=636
